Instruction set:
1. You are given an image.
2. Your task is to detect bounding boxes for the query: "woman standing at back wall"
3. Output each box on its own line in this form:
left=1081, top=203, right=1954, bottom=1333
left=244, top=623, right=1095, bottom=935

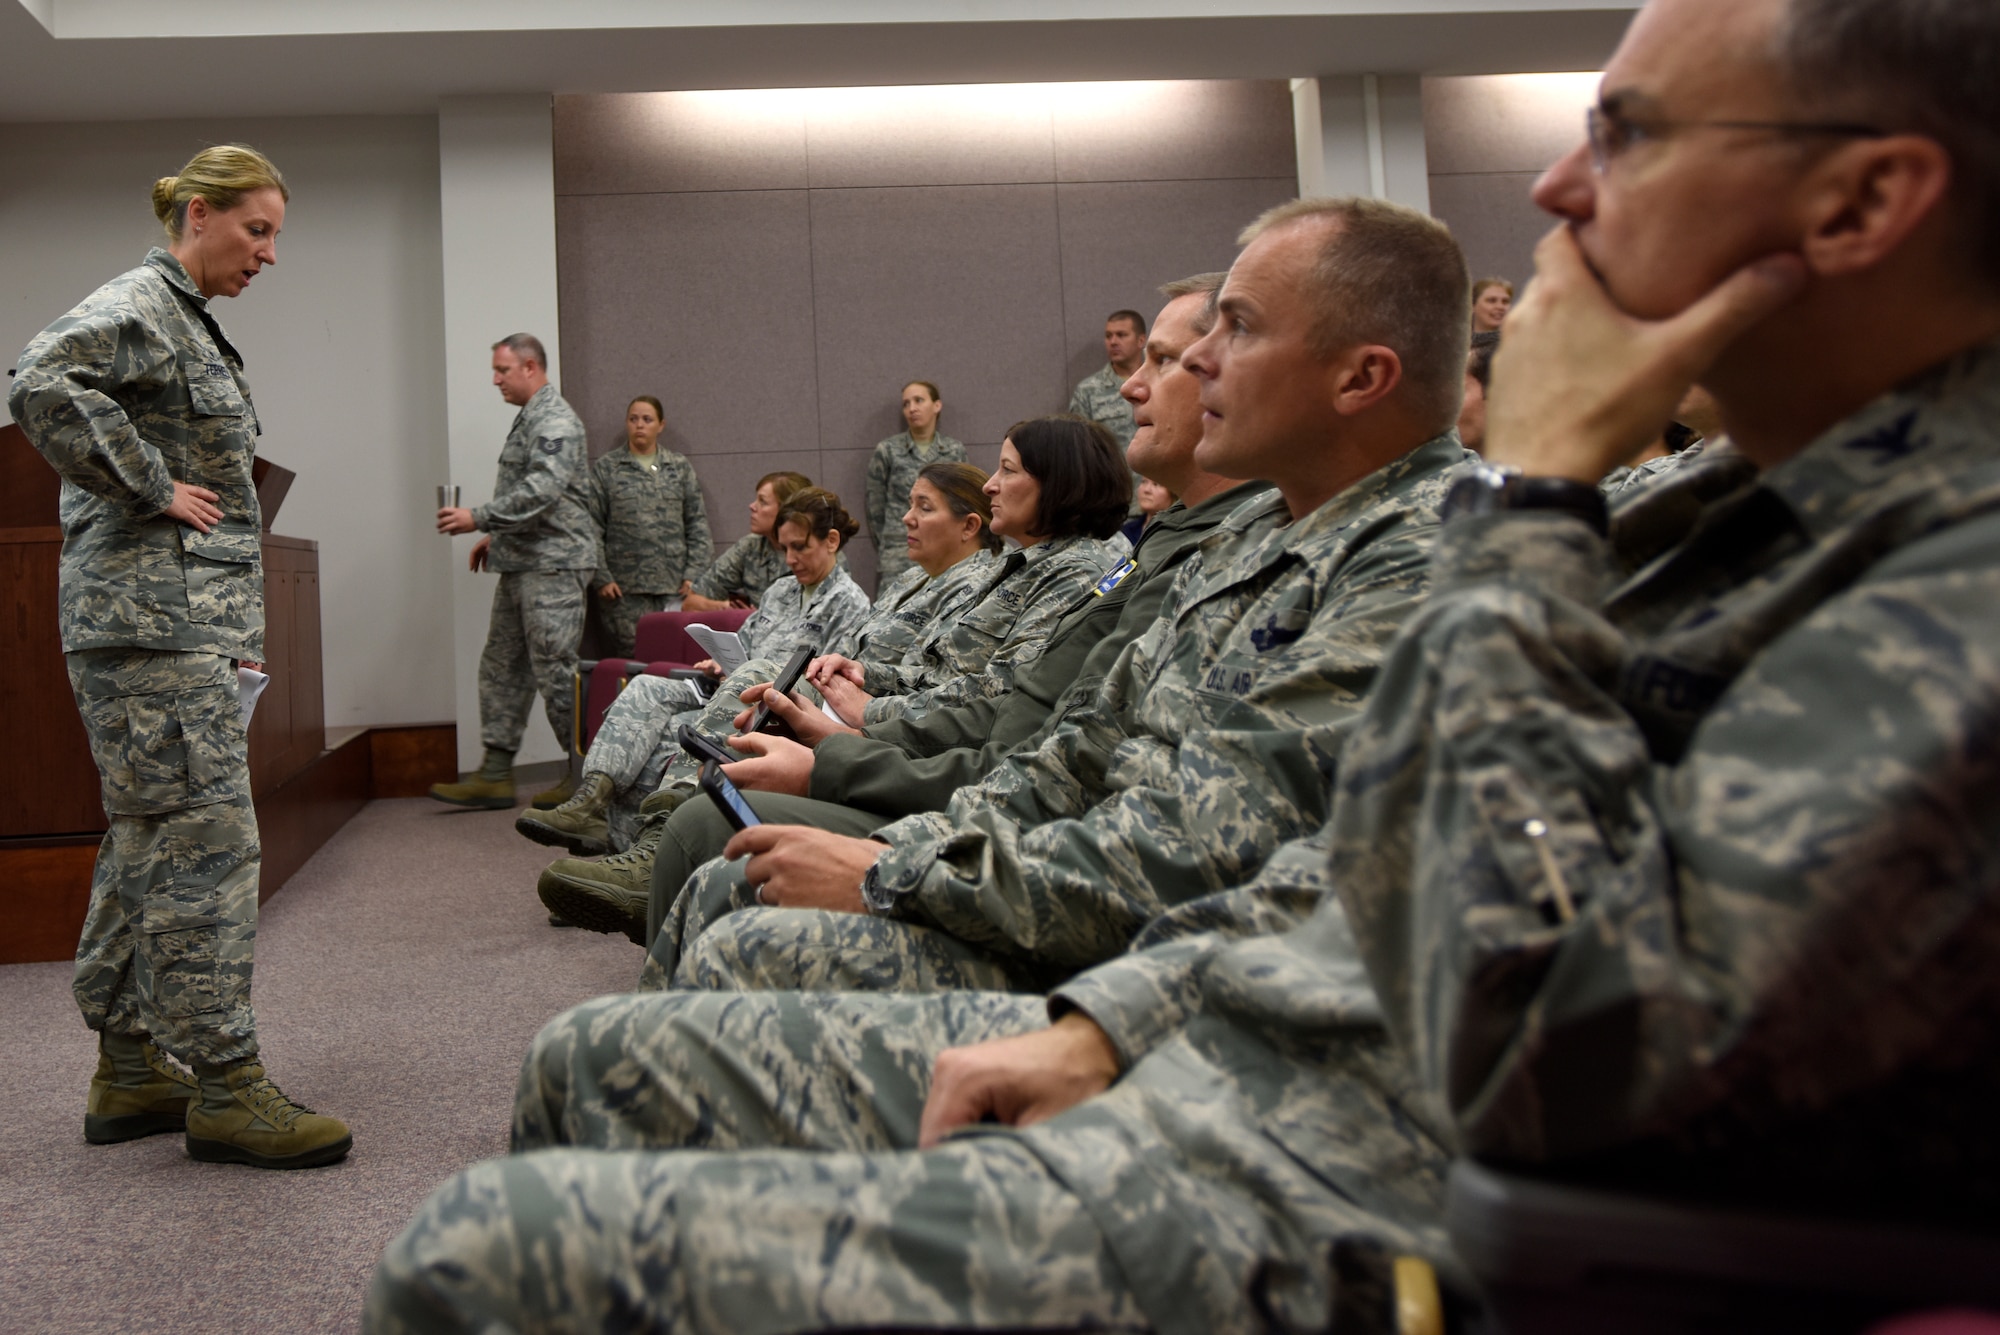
left=587, top=394, right=711, bottom=657
left=7, top=144, right=351, bottom=1171
left=865, top=380, right=965, bottom=591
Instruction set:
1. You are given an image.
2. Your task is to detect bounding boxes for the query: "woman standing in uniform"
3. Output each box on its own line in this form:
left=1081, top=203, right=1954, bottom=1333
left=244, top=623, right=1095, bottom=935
left=864, top=380, right=965, bottom=592
left=587, top=395, right=710, bottom=657
left=7, top=146, right=350, bottom=1169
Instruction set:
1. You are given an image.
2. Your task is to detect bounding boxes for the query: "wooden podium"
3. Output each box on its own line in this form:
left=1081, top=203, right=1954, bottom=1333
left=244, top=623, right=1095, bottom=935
left=0, top=424, right=380, bottom=965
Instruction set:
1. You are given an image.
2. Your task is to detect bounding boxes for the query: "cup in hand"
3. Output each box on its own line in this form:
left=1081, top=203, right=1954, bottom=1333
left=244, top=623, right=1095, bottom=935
left=437, top=484, right=461, bottom=510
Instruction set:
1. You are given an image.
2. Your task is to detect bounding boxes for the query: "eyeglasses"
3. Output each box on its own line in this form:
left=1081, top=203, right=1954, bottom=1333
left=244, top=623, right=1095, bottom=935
left=1585, top=105, right=1886, bottom=173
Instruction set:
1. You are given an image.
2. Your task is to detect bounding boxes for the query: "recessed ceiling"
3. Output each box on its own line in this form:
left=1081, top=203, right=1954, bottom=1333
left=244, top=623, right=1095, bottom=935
left=3, top=0, right=1637, bottom=122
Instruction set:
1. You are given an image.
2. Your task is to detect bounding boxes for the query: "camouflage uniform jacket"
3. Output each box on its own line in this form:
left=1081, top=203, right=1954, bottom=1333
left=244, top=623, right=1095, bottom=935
left=688, top=532, right=786, bottom=605
left=863, top=430, right=967, bottom=548
left=9, top=248, right=264, bottom=657
left=844, top=549, right=999, bottom=662
left=857, top=533, right=1120, bottom=726
left=472, top=383, right=594, bottom=572
left=1067, top=364, right=1135, bottom=446
left=1329, top=338, right=2000, bottom=1211
left=586, top=446, right=710, bottom=593
left=1599, top=435, right=1710, bottom=499
left=737, top=566, right=873, bottom=665
left=864, top=434, right=1468, bottom=978
left=813, top=482, right=1275, bottom=817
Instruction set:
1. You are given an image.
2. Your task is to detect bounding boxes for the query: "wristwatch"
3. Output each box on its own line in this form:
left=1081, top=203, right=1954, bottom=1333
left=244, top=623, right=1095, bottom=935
left=860, top=858, right=894, bottom=915
left=1442, top=462, right=1608, bottom=536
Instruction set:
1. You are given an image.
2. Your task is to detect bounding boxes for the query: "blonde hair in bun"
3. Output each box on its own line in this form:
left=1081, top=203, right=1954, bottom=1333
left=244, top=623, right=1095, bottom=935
left=152, top=144, right=289, bottom=241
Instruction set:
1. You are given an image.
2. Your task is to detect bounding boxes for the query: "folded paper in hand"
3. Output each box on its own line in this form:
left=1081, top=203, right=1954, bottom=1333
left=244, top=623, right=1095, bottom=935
left=237, top=667, right=271, bottom=728
left=684, top=624, right=747, bottom=676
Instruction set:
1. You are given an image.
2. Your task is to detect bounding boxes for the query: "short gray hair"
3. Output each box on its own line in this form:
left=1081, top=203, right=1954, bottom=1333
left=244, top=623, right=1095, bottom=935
left=1159, top=271, right=1227, bottom=335
left=1240, top=198, right=1471, bottom=434
left=1775, top=0, right=2000, bottom=292
left=491, top=332, right=547, bottom=369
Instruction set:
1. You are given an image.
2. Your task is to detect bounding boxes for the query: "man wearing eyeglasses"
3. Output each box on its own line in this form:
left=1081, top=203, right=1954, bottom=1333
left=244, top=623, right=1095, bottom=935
left=1333, top=0, right=2000, bottom=1267
left=367, top=1, right=2000, bottom=1330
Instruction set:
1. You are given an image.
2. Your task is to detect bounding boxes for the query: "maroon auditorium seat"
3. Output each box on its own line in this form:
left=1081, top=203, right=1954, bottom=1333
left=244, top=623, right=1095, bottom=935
left=569, top=609, right=756, bottom=756
left=633, top=608, right=752, bottom=672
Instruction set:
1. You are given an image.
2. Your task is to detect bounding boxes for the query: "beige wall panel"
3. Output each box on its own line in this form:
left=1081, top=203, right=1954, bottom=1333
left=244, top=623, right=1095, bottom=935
left=1053, top=175, right=1298, bottom=388
left=808, top=184, right=1068, bottom=456
left=554, top=91, right=808, bottom=195
left=691, top=447, right=827, bottom=553
left=803, top=85, right=1057, bottom=189
left=1052, top=79, right=1295, bottom=183
left=555, top=190, right=819, bottom=466
left=1421, top=74, right=1594, bottom=177
left=1427, top=171, right=1549, bottom=292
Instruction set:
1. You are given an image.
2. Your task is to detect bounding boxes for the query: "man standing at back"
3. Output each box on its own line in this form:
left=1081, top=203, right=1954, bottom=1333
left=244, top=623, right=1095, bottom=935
left=1067, top=308, right=1146, bottom=447
left=432, top=333, right=595, bottom=810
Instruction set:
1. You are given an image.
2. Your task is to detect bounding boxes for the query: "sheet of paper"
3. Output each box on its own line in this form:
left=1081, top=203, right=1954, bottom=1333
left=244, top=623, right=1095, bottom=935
left=821, top=698, right=846, bottom=724
left=237, top=667, right=271, bottom=728
left=684, top=624, right=747, bottom=676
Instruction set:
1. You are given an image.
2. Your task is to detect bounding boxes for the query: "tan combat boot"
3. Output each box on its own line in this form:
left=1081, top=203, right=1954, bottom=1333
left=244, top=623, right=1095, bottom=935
left=535, top=816, right=664, bottom=944
left=530, top=771, right=576, bottom=809
left=429, top=747, right=516, bottom=810
left=185, top=1061, right=352, bottom=1170
left=85, top=1031, right=200, bottom=1144
left=514, top=771, right=613, bottom=854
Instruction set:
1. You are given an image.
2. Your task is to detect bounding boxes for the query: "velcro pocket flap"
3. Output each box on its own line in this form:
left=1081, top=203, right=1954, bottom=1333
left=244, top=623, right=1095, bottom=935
left=182, top=520, right=261, bottom=565
left=187, top=373, right=248, bottom=417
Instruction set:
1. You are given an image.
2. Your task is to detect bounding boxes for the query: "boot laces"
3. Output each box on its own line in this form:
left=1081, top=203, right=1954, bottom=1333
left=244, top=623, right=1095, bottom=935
left=239, top=1074, right=313, bottom=1128
left=602, top=824, right=663, bottom=870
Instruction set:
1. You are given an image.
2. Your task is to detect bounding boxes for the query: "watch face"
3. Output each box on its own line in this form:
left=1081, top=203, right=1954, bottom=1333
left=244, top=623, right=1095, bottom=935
left=1442, top=467, right=1509, bottom=522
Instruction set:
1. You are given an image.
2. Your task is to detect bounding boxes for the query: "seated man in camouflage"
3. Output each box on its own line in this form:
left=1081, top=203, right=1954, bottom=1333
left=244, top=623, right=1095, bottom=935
left=638, top=197, right=1473, bottom=995
left=368, top=1, right=2000, bottom=1327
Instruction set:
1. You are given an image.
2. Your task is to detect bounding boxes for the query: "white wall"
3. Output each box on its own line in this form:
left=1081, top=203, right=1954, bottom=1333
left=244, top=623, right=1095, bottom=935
left=0, top=115, right=455, bottom=731
left=437, top=95, right=566, bottom=770
left=1293, top=75, right=1429, bottom=213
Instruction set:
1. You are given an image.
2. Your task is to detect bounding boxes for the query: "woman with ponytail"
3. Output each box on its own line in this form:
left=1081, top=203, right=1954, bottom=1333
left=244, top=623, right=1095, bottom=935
left=7, top=144, right=352, bottom=1170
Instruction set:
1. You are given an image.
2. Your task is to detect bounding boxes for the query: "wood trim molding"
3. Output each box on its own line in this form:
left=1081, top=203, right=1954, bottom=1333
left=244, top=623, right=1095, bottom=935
left=0, top=722, right=459, bottom=965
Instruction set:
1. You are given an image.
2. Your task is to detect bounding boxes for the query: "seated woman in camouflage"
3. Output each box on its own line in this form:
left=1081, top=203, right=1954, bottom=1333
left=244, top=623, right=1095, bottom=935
left=808, top=415, right=1133, bottom=733
left=523, top=468, right=1000, bottom=869
left=585, top=395, right=710, bottom=658
left=676, top=469, right=810, bottom=612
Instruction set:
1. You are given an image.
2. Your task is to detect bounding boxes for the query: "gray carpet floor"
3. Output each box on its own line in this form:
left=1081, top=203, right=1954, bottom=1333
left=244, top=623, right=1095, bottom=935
left=0, top=797, right=641, bottom=1334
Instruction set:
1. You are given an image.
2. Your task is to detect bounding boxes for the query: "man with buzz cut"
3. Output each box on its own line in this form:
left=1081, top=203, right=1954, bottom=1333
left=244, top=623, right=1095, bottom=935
left=431, top=332, right=594, bottom=811
left=1067, top=308, right=1146, bottom=447
left=633, top=195, right=1471, bottom=999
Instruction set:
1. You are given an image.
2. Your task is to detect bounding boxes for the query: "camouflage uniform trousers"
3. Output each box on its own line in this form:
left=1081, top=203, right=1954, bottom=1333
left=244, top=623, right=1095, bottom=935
left=596, top=656, right=830, bottom=851
left=366, top=988, right=1146, bottom=1334
left=637, top=794, right=1050, bottom=994
left=595, top=588, right=680, bottom=661
left=66, top=649, right=261, bottom=1067
left=478, top=569, right=591, bottom=755
left=576, top=672, right=708, bottom=850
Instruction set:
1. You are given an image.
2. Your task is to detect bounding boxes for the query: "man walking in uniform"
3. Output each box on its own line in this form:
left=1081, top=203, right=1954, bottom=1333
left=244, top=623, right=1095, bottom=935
left=432, top=333, right=595, bottom=810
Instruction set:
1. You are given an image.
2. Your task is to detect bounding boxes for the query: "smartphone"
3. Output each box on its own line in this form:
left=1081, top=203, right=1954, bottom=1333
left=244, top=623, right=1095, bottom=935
left=700, top=760, right=762, bottom=832
left=746, top=641, right=817, bottom=740
left=678, top=724, right=737, bottom=768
